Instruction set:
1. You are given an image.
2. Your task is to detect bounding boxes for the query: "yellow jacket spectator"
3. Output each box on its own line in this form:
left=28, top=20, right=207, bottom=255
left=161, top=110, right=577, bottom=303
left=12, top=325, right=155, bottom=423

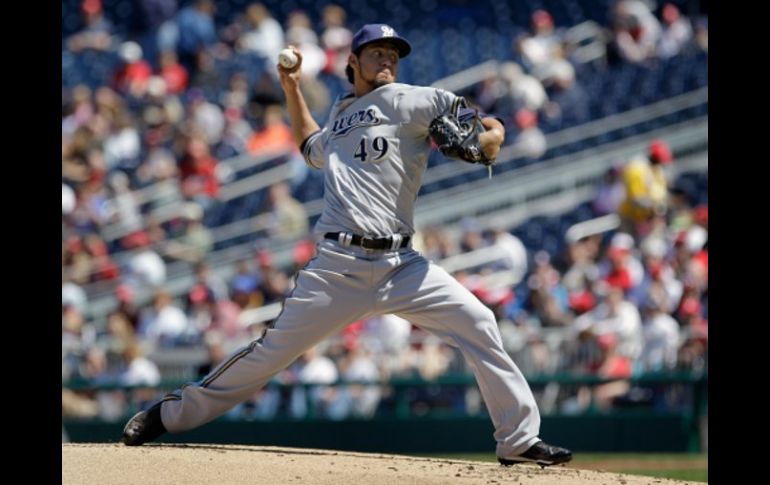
left=619, top=139, right=673, bottom=227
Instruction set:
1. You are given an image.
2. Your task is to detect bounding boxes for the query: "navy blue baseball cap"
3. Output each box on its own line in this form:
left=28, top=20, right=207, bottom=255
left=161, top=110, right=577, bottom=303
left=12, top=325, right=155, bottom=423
left=351, top=24, right=412, bottom=58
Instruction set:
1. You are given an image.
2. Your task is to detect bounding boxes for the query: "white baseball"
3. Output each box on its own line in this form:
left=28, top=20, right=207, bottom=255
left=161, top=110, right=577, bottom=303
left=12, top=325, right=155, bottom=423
left=278, top=49, right=298, bottom=69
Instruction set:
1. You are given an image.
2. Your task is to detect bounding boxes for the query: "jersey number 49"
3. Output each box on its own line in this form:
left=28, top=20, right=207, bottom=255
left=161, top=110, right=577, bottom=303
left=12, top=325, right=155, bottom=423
left=354, top=136, right=390, bottom=163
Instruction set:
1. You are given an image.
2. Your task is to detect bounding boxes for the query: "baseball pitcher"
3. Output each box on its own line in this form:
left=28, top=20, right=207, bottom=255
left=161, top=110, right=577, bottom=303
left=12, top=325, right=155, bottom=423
left=123, top=23, right=572, bottom=468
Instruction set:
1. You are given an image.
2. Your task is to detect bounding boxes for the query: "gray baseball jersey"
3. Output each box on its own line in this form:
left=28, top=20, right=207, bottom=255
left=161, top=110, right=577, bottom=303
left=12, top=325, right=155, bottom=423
left=156, top=82, right=542, bottom=458
left=304, top=82, right=460, bottom=237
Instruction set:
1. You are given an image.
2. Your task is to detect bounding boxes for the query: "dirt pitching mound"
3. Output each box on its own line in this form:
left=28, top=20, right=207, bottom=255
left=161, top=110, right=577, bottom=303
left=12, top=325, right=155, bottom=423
left=63, top=443, right=701, bottom=485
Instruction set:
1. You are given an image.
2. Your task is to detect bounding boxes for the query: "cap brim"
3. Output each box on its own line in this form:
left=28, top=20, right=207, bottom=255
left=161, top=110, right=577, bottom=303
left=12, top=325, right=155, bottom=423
left=390, top=38, right=411, bottom=58
left=357, top=38, right=412, bottom=58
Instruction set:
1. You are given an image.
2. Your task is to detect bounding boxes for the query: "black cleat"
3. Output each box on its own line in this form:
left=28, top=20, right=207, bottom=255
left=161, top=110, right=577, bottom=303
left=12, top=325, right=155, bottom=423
left=122, top=401, right=167, bottom=446
left=498, top=441, right=572, bottom=467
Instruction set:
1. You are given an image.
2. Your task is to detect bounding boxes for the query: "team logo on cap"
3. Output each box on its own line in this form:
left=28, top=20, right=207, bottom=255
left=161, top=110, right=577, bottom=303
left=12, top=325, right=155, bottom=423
left=381, top=25, right=395, bottom=37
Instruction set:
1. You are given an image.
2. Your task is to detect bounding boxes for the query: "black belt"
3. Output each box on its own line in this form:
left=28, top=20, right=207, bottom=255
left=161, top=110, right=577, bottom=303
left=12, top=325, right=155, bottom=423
left=324, top=232, right=411, bottom=250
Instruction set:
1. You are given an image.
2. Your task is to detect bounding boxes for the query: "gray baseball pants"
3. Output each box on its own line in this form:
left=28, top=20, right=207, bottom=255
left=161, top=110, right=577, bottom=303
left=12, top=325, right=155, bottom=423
left=159, top=239, right=541, bottom=457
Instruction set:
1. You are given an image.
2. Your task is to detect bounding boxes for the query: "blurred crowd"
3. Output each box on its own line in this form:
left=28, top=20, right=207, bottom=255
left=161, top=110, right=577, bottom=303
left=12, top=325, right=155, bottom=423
left=467, top=0, right=706, bottom=158
left=63, top=139, right=707, bottom=420
left=62, top=0, right=707, bottom=421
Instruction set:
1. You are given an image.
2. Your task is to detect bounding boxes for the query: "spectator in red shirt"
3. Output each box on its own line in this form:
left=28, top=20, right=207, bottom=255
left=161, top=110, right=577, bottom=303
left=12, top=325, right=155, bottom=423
left=159, top=50, right=189, bottom=95
left=179, top=134, right=219, bottom=209
left=604, top=246, right=633, bottom=291
left=112, top=41, right=153, bottom=98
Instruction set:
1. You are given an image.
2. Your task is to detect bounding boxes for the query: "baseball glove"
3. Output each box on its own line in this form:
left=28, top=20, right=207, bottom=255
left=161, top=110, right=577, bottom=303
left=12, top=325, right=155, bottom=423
left=429, top=98, right=495, bottom=167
